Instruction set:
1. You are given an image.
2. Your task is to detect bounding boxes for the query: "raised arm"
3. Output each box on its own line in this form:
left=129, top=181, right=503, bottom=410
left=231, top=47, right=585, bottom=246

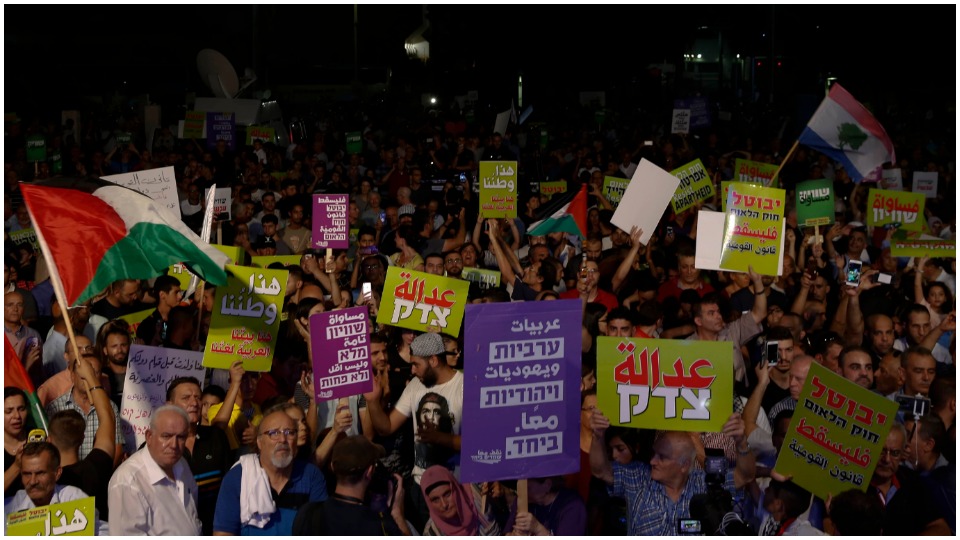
left=747, top=266, right=767, bottom=325
left=212, top=361, right=244, bottom=430
left=76, top=354, right=116, bottom=458
left=588, top=409, right=614, bottom=485
left=612, top=226, right=644, bottom=293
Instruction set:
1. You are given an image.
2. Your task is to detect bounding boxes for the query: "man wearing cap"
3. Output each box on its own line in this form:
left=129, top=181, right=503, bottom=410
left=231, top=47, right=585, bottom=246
left=254, top=235, right=279, bottom=257
left=257, top=214, right=292, bottom=255
left=292, top=435, right=410, bottom=535
left=364, top=332, right=464, bottom=529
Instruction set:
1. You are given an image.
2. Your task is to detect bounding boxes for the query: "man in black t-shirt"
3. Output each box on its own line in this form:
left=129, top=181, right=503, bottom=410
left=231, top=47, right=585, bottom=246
left=293, top=435, right=410, bottom=535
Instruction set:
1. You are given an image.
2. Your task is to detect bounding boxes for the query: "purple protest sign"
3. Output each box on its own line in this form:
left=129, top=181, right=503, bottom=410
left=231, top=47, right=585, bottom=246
left=460, top=299, right=582, bottom=483
left=206, top=112, right=236, bottom=151
left=309, top=306, right=372, bottom=401
left=312, top=194, right=349, bottom=249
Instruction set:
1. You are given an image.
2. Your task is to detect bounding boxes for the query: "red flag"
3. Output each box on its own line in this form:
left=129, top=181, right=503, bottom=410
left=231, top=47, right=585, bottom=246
left=4, top=335, right=48, bottom=431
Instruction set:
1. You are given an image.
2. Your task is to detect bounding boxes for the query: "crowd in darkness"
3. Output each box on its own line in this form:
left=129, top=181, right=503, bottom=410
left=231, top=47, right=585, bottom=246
left=3, top=88, right=955, bottom=536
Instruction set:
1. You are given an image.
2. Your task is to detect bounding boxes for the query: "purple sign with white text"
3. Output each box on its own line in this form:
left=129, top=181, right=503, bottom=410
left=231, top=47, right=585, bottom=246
left=206, top=112, right=236, bottom=151
left=312, top=194, right=349, bottom=249
left=461, top=299, right=582, bottom=483
left=309, top=306, right=372, bottom=401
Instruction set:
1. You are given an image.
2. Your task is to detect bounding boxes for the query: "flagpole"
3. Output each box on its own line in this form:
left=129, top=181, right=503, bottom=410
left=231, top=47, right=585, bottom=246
left=22, top=198, right=95, bottom=404
left=194, top=184, right=219, bottom=340
left=772, top=140, right=801, bottom=187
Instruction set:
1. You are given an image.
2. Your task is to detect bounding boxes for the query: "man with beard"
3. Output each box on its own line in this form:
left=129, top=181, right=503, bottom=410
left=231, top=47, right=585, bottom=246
left=165, top=377, right=232, bottom=535
left=281, top=203, right=312, bottom=255
left=838, top=345, right=875, bottom=389
left=442, top=250, right=465, bottom=280
left=108, top=406, right=203, bottom=535
left=90, top=278, right=140, bottom=321
left=363, top=332, right=463, bottom=531
left=213, top=407, right=327, bottom=535
left=96, top=320, right=131, bottom=407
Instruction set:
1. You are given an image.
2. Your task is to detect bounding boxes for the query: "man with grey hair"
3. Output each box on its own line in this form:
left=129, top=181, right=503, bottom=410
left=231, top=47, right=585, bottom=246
left=108, top=405, right=202, bottom=535
left=589, top=410, right=755, bottom=535
left=213, top=407, right=327, bottom=536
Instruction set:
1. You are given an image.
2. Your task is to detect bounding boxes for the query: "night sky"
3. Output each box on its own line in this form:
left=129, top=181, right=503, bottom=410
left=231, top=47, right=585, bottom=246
left=4, top=4, right=955, bottom=119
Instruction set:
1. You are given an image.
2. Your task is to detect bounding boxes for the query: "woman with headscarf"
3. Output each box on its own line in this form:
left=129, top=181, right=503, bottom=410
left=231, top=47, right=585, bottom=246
left=420, top=465, right=501, bottom=536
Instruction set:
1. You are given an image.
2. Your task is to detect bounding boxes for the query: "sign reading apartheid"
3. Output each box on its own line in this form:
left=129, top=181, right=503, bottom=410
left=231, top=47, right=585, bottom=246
left=602, top=176, right=630, bottom=206
left=720, top=184, right=785, bottom=276
left=461, top=299, right=582, bottom=483
left=203, top=265, right=287, bottom=371
left=596, top=338, right=733, bottom=433
left=670, top=159, right=715, bottom=214
left=103, top=166, right=181, bottom=219
left=120, top=345, right=205, bottom=453
left=795, top=179, right=835, bottom=227
left=462, top=267, right=502, bottom=290
left=866, top=189, right=924, bottom=232
left=774, top=363, right=897, bottom=500
left=479, top=161, right=518, bottom=218
left=539, top=181, right=567, bottom=200
left=734, top=158, right=779, bottom=187
left=378, top=267, right=470, bottom=337
left=310, top=307, right=372, bottom=401
left=313, top=194, right=349, bottom=249
left=5, top=496, right=96, bottom=536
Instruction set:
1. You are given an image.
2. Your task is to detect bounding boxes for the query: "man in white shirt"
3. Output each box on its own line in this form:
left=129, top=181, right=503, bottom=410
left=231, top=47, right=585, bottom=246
left=107, top=405, right=202, bottom=535
left=5, top=442, right=107, bottom=535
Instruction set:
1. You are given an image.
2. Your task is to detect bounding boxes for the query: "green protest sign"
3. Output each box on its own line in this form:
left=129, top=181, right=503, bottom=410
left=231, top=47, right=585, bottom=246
left=251, top=255, right=302, bottom=268
left=670, top=159, right=714, bottom=214
left=596, top=338, right=733, bottom=433
left=5, top=496, right=96, bottom=535
left=867, top=189, right=924, bottom=232
left=540, top=129, right=549, bottom=149
left=203, top=265, right=288, bottom=371
left=890, top=230, right=956, bottom=258
left=720, top=184, right=785, bottom=276
left=734, top=158, right=779, bottom=187
left=246, top=126, right=275, bottom=145
left=795, top=179, right=835, bottom=227
left=720, top=181, right=761, bottom=212
left=378, top=267, right=470, bottom=337
left=116, top=131, right=132, bottom=145
left=774, top=363, right=897, bottom=500
left=346, top=131, right=363, bottom=154
left=8, top=228, right=40, bottom=252
left=602, top=176, right=630, bottom=206
left=479, top=161, right=518, bottom=218
left=183, top=111, right=205, bottom=139
left=539, top=181, right=567, bottom=199
left=26, top=134, right=46, bottom=162
left=461, top=267, right=501, bottom=290
left=49, top=152, right=63, bottom=174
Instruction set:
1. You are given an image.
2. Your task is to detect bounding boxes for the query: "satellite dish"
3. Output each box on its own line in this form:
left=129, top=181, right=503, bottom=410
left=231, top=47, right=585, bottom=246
left=197, top=49, right=239, bottom=98
left=197, top=49, right=258, bottom=99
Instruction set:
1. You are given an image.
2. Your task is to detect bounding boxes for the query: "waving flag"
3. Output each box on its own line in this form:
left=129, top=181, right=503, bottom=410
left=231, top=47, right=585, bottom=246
left=21, top=177, right=229, bottom=306
left=4, top=335, right=48, bottom=432
left=528, top=184, right=588, bottom=238
left=798, top=83, right=895, bottom=182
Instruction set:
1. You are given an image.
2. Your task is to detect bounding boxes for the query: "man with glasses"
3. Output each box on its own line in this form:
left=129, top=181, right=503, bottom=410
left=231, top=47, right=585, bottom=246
left=560, top=259, right=618, bottom=311
left=867, top=423, right=952, bottom=535
left=108, top=405, right=203, bottom=535
left=442, top=250, right=464, bottom=279
left=45, top=336, right=124, bottom=464
left=213, top=407, right=327, bottom=536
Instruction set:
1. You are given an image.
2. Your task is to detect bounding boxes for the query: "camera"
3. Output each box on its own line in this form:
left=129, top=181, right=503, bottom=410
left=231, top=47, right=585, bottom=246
left=678, top=518, right=701, bottom=535
left=895, top=394, right=930, bottom=418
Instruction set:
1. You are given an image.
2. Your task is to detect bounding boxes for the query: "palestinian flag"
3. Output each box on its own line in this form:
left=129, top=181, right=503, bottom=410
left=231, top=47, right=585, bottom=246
left=20, top=177, right=229, bottom=306
left=4, top=335, right=48, bottom=432
left=528, top=183, right=588, bottom=238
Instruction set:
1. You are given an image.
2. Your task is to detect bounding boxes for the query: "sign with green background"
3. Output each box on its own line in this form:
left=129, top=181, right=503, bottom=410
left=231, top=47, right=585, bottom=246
left=796, top=179, right=835, bottom=227
left=734, top=158, right=779, bottom=187
left=596, top=338, right=733, bottom=433
left=479, top=161, right=518, bottom=218
left=670, top=159, right=714, bottom=213
left=867, top=189, right=924, bottom=232
left=720, top=184, right=785, bottom=276
left=602, top=176, right=630, bottom=206
left=6, top=496, right=96, bottom=535
left=774, top=363, right=897, bottom=500
left=378, top=267, right=470, bottom=337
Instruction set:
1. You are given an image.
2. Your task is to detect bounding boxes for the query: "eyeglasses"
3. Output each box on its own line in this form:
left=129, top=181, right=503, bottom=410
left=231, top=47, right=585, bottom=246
left=879, top=448, right=902, bottom=458
left=261, top=428, right=297, bottom=441
left=78, top=345, right=95, bottom=353
left=445, top=258, right=462, bottom=264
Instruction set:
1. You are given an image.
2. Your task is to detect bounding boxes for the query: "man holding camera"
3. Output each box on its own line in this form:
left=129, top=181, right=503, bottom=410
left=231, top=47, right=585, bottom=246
left=589, top=410, right=755, bottom=536
left=292, top=435, right=410, bottom=535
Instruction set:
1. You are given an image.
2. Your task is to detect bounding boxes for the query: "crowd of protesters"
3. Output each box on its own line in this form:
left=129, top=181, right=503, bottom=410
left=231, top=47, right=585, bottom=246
left=3, top=96, right=956, bottom=536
